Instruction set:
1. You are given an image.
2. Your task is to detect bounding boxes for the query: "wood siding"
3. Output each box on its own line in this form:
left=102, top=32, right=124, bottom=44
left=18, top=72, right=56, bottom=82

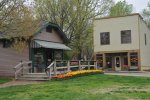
left=34, top=29, right=63, bottom=43
left=0, top=46, right=29, bottom=76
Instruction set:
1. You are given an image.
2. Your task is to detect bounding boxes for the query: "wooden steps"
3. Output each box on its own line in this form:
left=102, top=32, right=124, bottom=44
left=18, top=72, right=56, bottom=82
left=18, top=73, right=50, bottom=81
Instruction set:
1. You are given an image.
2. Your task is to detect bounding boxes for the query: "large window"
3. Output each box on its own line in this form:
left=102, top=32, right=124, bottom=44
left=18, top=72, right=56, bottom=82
left=96, top=54, right=103, bottom=68
left=121, top=30, right=131, bottom=44
left=100, top=32, right=110, bottom=45
left=130, top=52, right=138, bottom=66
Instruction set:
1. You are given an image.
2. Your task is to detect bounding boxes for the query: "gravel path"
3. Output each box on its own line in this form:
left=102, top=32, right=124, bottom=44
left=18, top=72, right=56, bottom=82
left=0, top=80, right=43, bottom=88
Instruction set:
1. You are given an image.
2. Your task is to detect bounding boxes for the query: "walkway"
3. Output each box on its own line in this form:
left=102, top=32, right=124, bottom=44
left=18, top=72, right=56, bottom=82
left=105, top=71, right=150, bottom=77
left=0, top=80, right=43, bottom=88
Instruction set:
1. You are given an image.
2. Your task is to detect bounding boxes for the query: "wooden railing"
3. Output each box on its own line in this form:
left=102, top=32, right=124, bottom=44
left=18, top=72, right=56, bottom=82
left=13, top=61, right=32, bottom=80
left=46, top=61, right=55, bottom=80
left=46, top=60, right=97, bottom=79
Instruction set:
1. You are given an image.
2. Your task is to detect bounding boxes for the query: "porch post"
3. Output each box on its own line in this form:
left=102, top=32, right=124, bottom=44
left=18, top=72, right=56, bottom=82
left=137, top=50, right=141, bottom=71
left=103, top=53, right=106, bottom=69
left=62, top=50, right=64, bottom=60
left=54, top=60, right=57, bottom=75
left=127, top=52, right=131, bottom=70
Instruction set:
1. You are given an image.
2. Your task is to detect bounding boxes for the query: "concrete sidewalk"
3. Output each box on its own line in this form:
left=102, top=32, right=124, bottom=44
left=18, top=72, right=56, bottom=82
left=105, top=71, right=150, bottom=77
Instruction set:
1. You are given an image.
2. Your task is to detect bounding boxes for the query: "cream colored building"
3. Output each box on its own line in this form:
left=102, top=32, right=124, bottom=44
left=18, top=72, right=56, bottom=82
left=93, top=13, right=150, bottom=71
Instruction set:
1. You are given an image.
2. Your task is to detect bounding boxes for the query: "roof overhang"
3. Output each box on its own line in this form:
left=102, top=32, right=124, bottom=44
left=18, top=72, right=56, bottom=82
left=34, top=40, right=71, bottom=50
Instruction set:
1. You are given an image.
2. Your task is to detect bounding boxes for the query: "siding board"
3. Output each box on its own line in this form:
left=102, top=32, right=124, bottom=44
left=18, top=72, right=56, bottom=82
left=0, top=47, right=29, bottom=76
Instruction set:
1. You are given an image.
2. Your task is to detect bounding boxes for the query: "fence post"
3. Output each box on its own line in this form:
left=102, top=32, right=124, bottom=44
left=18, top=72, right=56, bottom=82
left=20, top=61, right=24, bottom=76
left=79, top=60, right=81, bottom=70
left=67, top=61, right=70, bottom=72
left=54, top=60, right=57, bottom=76
left=95, top=61, right=98, bottom=70
left=14, top=69, right=17, bottom=80
left=48, top=68, right=51, bottom=80
left=88, top=61, right=90, bottom=70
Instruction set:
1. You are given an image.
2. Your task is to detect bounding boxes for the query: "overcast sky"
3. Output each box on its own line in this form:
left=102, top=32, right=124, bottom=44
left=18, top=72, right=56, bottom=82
left=115, top=0, right=149, bottom=13
left=27, top=0, right=149, bottom=13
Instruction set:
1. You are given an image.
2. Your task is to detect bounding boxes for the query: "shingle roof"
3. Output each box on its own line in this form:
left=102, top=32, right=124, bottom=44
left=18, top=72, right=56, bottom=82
left=33, top=21, right=68, bottom=43
left=0, top=21, right=68, bottom=43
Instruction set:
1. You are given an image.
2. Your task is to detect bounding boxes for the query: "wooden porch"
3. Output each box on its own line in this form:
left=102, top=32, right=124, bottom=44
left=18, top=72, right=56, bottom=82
left=14, top=60, right=98, bottom=80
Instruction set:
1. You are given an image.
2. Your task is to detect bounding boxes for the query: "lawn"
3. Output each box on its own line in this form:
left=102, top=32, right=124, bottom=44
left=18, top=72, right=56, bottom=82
left=0, top=75, right=150, bottom=100
left=0, top=77, right=11, bottom=84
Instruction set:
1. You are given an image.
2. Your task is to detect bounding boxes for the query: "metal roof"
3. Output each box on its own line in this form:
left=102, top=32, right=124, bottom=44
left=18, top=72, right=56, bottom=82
left=34, top=40, right=71, bottom=50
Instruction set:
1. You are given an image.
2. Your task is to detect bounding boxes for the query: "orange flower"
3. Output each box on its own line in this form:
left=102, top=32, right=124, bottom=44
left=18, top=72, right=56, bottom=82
left=52, top=70, right=104, bottom=80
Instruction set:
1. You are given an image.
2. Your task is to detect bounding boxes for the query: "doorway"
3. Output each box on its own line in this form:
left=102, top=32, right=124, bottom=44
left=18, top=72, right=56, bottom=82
left=115, top=56, right=121, bottom=71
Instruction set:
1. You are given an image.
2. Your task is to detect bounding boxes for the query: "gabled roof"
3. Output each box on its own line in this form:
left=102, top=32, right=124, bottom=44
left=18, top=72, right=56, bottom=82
left=0, top=22, right=68, bottom=43
left=33, top=21, right=68, bottom=43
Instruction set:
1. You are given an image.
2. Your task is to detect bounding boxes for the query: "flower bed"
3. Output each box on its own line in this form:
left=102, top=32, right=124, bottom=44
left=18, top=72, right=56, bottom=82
left=52, top=70, right=104, bottom=80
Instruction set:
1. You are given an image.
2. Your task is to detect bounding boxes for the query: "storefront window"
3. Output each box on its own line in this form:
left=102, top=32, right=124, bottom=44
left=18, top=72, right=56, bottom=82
left=96, top=54, right=103, bottom=67
left=106, top=56, right=112, bottom=68
left=130, top=52, right=138, bottom=66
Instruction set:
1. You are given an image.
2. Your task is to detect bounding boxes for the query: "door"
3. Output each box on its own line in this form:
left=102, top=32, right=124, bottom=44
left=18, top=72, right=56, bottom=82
left=33, top=48, right=45, bottom=73
left=115, top=56, right=121, bottom=71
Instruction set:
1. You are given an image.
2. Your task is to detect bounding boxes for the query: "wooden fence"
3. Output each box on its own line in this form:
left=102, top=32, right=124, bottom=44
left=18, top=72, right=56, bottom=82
left=47, top=60, right=97, bottom=79
left=13, top=61, right=32, bottom=80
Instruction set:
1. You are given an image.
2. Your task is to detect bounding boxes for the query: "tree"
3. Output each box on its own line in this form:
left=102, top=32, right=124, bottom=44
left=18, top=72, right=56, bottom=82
left=0, top=0, right=39, bottom=53
left=34, top=0, right=113, bottom=60
left=142, top=2, right=150, bottom=28
left=109, top=0, right=133, bottom=16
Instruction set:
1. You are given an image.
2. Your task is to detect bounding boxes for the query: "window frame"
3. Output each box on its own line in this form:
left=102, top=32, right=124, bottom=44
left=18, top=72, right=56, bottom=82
left=121, top=30, right=131, bottom=44
left=100, top=32, right=110, bottom=45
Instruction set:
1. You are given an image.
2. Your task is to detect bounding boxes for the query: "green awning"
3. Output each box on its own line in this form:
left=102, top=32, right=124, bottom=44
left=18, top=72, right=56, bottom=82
left=34, top=40, right=71, bottom=50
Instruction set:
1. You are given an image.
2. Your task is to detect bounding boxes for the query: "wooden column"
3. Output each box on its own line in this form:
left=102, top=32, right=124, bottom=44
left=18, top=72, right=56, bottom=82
left=103, top=53, right=106, bottom=69
left=137, top=50, right=141, bottom=71
left=54, top=60, right=57, bottom=75
left=127, top=52, right=131, bottom=70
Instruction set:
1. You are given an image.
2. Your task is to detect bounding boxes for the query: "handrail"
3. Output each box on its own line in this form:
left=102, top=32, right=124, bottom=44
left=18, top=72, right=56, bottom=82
left=46, top=61, right=56, bottom=80
left=47, top=61, right=55, bottom=69
left=14, top=61, right=32, bottom=80
left=51, top=60, right=98, bottom=73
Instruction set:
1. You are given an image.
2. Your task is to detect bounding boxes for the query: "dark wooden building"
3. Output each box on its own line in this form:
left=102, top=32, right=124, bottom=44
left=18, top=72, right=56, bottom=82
left=0, top=22, right=71, bottom=76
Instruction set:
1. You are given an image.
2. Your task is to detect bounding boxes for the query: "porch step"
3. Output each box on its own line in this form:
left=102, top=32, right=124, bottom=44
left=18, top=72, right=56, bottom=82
left=18, top=73, right=50, bottom=81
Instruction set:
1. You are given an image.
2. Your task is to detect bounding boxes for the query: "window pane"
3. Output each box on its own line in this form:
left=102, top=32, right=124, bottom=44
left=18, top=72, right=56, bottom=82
left=121, top=30, right=131, bottom=44
left=100, top=32, right=110, bottom=45
left=130, top=52, right=138, bottom=66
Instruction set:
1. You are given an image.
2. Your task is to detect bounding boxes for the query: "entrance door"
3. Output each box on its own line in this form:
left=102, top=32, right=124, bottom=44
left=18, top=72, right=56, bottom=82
left=115, top=56, right=121, bottom=71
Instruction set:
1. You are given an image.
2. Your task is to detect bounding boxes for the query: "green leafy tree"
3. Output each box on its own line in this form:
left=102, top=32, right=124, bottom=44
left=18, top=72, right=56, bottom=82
left=142, top=2, right=150, bottom=28
left=0, top=0, right=39, bottom=53
left=34, top=0, right=113, bottom=60
left=109, top=0, right=133, bottom=16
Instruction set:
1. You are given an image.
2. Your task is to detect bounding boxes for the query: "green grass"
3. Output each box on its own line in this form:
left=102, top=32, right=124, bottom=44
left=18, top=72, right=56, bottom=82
left=0, top=75, right=150, bottom=100
left=0, top=77, right=11, bottom=84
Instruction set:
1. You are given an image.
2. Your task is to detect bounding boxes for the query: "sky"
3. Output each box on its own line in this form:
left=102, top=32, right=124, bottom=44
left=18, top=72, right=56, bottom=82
left=26, top=0, right=149, bottom=13
left=115, top=0, right=149, bottom=13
